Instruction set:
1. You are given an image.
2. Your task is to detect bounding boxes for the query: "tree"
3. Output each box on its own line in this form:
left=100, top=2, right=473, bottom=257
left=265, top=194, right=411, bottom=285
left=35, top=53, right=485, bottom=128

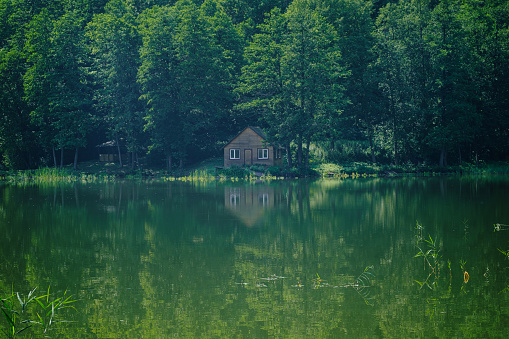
left=236, top=8, right=291, bottom=163
left=458, top=0, right=509, bottom=163
left=87, top=0, right=145, bottom=168
left=237, top=1, right=348, bottom=168
left=426, top=0, right=479, bottom=167
left=139, top=0, right=241, bottom=170
left=138, top=5, right=183, bottom=170
left=0, top=47, right=38, bottom=169
left=329, top=0, right=381, bottom=162
left=24, top=9, right=93, bottom=169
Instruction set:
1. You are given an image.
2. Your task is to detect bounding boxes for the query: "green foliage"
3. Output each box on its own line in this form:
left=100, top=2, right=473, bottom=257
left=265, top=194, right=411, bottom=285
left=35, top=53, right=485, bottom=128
left=237, top=2, right=349, bottom=168
left=324, top=141, right=371, bottom=164
left=314, top=163, right=343, bottom=177
left=0, top=287, right=76, bottom=338
left=0, top=0, right=508, bottom=170
left=217, top=166, right=250, bottom=178
left=414, top=222, right=441, bottom=290
left=86, top=0, right=145, bottom=167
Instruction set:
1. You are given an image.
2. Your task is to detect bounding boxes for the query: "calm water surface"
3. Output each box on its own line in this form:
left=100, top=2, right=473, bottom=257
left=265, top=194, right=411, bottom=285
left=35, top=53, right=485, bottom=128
left=1, top=177, right=509, bottom=338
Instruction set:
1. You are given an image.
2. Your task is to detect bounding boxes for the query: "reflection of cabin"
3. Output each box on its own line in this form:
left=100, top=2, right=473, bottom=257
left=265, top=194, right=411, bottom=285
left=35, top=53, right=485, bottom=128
left=96, top=141, right=127, bottom=162
left=223, top=127, right=283, bottom=168
left=225, top=185, right=284, bottom=227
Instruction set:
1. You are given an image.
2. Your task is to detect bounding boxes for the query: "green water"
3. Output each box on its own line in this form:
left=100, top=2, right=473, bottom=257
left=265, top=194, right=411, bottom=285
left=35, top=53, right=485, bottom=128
left=1, top=177, right=509, bottom=338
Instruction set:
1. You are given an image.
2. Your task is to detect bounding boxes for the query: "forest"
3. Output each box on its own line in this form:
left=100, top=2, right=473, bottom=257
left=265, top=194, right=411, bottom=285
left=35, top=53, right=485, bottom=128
left=0, top=0, right=508, bottom=171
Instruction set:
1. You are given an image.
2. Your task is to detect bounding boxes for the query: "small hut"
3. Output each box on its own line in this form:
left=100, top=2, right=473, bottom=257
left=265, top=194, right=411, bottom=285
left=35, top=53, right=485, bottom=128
left=223, top=127, right=283, bottom=168
left=96, top=141, right=127, bottom=162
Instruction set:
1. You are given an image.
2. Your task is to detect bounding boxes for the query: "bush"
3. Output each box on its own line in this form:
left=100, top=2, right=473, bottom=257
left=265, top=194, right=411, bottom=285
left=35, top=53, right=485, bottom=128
left=266, top=166, right=282, bottom=176
left=314, top=163, right=343, bottom=177
left=218, top=166, right=250, bottom=178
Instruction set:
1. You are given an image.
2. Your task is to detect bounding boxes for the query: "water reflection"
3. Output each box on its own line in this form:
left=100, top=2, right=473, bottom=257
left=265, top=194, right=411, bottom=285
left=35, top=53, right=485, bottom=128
left=1, top=177, right=509, bottom=337
left=225, top=185, right=286, bottom=227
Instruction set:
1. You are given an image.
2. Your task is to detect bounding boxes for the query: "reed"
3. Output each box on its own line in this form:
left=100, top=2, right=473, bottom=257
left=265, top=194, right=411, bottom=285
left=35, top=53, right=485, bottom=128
left=414, top=222, right=441, bottom=290
left=4, top=167, right=118, bottom=185
left=0, top=286, right=76, bottom=338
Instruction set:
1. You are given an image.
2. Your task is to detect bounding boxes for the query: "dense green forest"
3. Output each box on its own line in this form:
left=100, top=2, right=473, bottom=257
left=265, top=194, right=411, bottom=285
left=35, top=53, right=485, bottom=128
left=0, top=0, right=507, bottom=170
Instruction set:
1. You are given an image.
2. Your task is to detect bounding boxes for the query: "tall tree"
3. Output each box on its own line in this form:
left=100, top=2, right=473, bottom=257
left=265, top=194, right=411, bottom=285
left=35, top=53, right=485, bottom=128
left=459, top=0, right=509, bottom=163
left=24, top=9, right=93, bottom=169
left=373, top=0, right=438, bottom=165
left=321, top=0, right=381, bottom=162
left=426, top=0, right=479, bottom=167
left=138, top=4, right=184, bottom=170
left=238, top=1, right=347, bottom=168
left=0, top=47, right=37, bottom=169
left=284, top=0, right=347, bottom=167
left=236, top=7, right=291, bottom=164
left=139, top=0, right=241, bottom=169
left=87, top=0, right=145, bottom=168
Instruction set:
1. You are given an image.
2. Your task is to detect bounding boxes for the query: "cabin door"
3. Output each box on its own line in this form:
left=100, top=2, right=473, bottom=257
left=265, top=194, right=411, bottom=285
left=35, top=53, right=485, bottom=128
left=244, top=149, right=252, bottom=166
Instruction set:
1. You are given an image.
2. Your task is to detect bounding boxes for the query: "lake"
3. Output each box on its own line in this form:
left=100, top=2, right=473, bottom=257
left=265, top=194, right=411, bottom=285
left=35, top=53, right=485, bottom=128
left=1, top=177, right=509, bottom=338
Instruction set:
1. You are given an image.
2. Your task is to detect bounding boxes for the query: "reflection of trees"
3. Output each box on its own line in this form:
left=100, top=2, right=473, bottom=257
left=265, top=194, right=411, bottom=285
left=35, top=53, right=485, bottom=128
left=1, top=178, right=509, bottom=337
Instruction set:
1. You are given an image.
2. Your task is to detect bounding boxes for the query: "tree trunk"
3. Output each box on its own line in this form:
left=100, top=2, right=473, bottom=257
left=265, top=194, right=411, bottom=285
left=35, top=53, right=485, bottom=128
left=297, top=134, right=303, bottom=166
left=167, top=154, right=172, bottom=171
left=53, top=147, right=57, bottom=168
left=60, top=148, right=64, bottom=169
left=393, top=138, right=398, bottom=166
left=369, top=130, right=376, bottom=163
left=115, top=133, right=123, bottom=167
left=304, top=136, right=311, bottom=169
left=458, top=145, right=462, bottom=165
left=439, top=145, right=447, bottom=168
left=73, top=148, right=79, bottom=170
left=330, top=138, right=335, bottom=151
left=286, top=144, right=292, bottom=167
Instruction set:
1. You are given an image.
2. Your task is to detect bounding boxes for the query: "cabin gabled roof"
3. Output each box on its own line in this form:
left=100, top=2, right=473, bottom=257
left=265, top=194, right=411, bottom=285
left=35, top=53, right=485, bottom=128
left=224, top=126, right=267, bottom=147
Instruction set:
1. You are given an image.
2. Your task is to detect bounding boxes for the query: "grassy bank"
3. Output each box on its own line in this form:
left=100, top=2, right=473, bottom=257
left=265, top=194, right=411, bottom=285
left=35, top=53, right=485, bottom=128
left=1, top=158, right=508, bottom=183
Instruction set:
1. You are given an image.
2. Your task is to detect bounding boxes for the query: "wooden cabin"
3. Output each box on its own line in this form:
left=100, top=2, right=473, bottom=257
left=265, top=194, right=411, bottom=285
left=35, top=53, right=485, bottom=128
left=96, top=140, right=127, bottom=162
left=223, top=127, right=283, bottom=168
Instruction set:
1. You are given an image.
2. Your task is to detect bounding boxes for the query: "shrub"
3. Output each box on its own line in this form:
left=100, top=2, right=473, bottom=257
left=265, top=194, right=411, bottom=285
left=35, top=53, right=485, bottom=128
left=218, top=166, right=250, bottom=178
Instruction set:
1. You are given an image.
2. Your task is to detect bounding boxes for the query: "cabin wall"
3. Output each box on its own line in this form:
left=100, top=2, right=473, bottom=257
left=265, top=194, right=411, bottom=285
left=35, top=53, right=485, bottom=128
left=224, top=128, right=276, bottom=168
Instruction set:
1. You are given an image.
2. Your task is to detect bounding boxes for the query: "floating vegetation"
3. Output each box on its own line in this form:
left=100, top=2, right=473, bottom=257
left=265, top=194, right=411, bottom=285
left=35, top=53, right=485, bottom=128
left=460, top=260, right=469, bottom=284
left=494, top=223, right=509, bottom=232
left=463, top=271, right=470, bottom=283
left=260, top=274, right=286, bottom=282
left=483, top=266, right=490, bottom=281
left=162, top=169, right=287, bottom=183
left=238, top=267, right=375, bottom=305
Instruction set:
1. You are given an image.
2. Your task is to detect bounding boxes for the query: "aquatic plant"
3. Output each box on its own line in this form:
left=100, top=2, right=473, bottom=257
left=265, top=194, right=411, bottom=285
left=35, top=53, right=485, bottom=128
left=4, top=167, right=117, bottom=185
left=0, top=286, right=76, bottom=338
left=414, top=223, right=441, bottom=290
left=459, top=260, right=468, bottom=282
left=499, top=248, right=509, bottom=260
left=494, top=223, right=509, bottom=232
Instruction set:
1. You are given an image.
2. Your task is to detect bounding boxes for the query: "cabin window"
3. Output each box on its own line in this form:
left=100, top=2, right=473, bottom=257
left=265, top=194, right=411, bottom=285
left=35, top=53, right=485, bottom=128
left=230, top=149, right=240, bottom=159
left=275, top=149, right=282, bottom=159
left=258, top=148, right=269, bottom=159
